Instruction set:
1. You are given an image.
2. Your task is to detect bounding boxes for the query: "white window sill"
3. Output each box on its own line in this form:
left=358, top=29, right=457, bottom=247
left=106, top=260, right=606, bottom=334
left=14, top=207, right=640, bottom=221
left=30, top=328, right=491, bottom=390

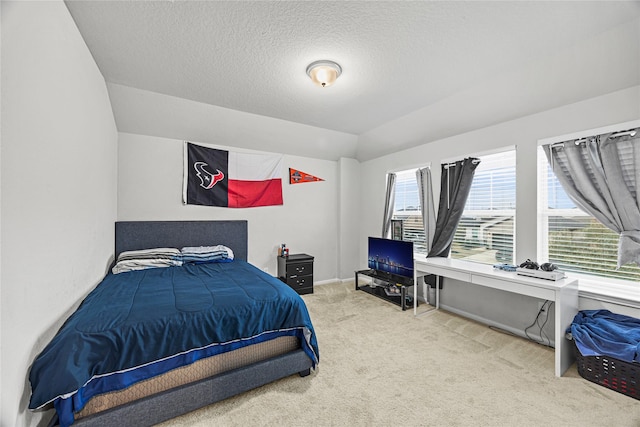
left=569, top=273, right=640, bottom=309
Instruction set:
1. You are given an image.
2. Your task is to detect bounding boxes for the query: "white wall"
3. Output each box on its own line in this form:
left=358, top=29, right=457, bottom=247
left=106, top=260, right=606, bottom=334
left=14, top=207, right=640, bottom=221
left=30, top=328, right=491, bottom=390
left=338, top=157, right=360, bottom=280
left=0, top=4, right=4, bottom=422
left=359, top=86, right=640, bottom=338
left=108, top=83, right=359, bottom=162
left=117, top=133, right=339, bottom=281
left=356, top=15, right=640, bottom=161
left=1, top=2, right=118, bottom=426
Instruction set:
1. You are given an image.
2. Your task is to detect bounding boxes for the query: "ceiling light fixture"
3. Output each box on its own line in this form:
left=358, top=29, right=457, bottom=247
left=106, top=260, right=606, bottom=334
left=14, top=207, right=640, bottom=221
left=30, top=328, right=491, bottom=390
left=306, top=60, right=342, bottom=88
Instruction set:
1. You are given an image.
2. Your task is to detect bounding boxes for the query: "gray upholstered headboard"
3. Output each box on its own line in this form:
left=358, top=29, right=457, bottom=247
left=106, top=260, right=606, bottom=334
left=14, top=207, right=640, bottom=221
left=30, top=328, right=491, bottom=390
left=115, top=221, right=248, bottom=261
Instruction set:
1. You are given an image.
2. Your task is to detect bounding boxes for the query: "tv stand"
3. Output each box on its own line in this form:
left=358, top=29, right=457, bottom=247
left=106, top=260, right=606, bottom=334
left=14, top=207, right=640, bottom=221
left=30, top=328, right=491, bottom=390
left=355, top=269, right=414, bottom=311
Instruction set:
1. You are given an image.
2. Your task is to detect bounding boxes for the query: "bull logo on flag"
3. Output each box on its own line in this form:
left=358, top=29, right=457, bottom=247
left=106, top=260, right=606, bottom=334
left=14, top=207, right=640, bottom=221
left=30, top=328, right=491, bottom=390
left=194, top=162, right=225, bottom=189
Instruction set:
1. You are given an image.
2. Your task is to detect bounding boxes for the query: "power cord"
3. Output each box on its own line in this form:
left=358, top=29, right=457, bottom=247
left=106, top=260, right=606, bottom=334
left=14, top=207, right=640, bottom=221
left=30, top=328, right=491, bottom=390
left=539, top=301, right=552, bottom=346
left=524, top=300, right=554, bottom=347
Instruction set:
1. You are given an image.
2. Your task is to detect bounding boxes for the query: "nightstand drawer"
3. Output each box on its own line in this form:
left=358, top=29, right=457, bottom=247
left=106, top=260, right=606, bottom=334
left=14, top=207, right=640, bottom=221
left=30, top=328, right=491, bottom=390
left=285, top=261, right=313, bottom=279
left=286, top=278, right=313, bottom=295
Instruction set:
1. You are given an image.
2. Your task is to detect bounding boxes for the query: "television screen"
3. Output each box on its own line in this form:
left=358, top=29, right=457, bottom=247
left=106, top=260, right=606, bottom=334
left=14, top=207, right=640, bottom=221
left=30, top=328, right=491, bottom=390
left=368, top=237, right=414, bottom=281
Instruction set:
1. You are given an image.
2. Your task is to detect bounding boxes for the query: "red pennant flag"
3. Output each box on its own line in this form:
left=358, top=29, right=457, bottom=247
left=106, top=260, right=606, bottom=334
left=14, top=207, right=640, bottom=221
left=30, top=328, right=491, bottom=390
left=289, top=168, right=324, bottom=184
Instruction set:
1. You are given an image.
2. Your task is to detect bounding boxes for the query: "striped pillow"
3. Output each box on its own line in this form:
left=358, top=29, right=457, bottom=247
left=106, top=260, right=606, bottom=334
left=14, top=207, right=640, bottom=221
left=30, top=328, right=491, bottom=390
left=112, top=248, right=183, bottom=274
left=181, top=245, right=234, bottom=264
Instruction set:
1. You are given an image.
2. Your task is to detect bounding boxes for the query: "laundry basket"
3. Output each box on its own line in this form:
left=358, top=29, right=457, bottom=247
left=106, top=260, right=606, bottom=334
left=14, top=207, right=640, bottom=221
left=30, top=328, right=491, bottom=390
left=569, top=310, right=640, bottom=400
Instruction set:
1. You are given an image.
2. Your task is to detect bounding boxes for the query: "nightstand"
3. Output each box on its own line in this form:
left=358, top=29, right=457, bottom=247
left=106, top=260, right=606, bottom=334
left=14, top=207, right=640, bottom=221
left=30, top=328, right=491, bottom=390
left=277, top=253, right=314, bottom=295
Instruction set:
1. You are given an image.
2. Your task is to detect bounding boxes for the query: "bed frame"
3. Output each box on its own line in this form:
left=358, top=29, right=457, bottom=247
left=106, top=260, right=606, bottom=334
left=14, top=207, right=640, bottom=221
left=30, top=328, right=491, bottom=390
left=49, top=220, right=313, bottom=427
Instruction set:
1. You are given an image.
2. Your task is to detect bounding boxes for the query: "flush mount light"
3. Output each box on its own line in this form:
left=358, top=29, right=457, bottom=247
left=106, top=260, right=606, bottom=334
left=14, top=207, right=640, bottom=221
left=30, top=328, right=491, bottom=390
left=306, top=60, right=342, bottom=88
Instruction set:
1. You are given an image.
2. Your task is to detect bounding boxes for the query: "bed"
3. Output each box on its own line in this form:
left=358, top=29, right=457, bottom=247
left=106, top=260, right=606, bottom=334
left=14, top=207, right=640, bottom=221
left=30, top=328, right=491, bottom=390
left=29, top=220, right=319, bottom=427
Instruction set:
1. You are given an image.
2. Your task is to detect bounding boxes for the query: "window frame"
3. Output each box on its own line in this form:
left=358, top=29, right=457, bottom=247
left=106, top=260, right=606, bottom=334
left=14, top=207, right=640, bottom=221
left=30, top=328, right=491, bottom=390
left=536, top=119, right=640, bottom=306
left=390, top=166, right=428, bottom=254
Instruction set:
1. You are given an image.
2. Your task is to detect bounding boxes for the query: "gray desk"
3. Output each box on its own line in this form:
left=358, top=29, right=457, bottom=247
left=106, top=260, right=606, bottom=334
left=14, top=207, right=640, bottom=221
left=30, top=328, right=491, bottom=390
left=414, top=256, right=579, bottom=377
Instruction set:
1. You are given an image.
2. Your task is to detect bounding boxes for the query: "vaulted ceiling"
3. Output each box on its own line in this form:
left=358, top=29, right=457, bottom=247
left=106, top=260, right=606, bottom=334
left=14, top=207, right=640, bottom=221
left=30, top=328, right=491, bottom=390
left=65, top=1, right=640, bottom=161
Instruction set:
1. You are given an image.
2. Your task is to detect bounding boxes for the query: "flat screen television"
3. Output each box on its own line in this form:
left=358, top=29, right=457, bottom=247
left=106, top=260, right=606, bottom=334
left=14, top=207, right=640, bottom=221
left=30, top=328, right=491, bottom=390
left=367, top=237, right=414, bottom=285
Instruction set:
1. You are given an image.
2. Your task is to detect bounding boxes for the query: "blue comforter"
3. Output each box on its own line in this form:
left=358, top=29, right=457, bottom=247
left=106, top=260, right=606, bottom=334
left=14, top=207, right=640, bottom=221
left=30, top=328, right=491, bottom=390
left=570, top=309, right=640, bottom=363
left=29, top=260, right=319, bottom=425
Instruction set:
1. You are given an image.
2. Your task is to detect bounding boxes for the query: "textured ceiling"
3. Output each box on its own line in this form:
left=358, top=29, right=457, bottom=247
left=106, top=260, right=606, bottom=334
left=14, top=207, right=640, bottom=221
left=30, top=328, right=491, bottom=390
left=65, top=1, right=640, bottom=159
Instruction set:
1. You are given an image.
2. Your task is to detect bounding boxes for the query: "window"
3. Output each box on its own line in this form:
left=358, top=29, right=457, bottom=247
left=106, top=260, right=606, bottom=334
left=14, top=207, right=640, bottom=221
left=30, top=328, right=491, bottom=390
left=392, top=169, right=427, bottom=254
left=450, top=150, right=516, bottom=264
left=537, top=147, right=640, bottom=282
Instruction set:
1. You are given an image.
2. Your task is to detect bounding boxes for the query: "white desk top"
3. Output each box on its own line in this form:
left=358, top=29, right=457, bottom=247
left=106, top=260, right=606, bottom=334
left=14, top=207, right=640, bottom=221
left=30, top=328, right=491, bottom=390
left=414, top=255, right=577, bottom=291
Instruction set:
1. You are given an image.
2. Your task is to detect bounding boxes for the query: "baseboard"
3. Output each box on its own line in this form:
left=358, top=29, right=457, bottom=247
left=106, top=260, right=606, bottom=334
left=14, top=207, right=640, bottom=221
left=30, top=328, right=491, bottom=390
left=439, top=304, right=555, bottom=348
left=314, top=278, right=342, bottom=286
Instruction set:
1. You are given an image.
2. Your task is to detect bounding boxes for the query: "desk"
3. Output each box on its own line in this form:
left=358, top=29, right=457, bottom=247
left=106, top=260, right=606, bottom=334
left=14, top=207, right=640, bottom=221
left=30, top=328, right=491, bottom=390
left=414, top=256, right=579, bottom=377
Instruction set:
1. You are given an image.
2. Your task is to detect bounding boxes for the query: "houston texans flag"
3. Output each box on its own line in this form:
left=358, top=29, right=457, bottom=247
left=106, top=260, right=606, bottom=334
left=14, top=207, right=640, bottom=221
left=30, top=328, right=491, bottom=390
left=183, top=142, right=283, bottom=208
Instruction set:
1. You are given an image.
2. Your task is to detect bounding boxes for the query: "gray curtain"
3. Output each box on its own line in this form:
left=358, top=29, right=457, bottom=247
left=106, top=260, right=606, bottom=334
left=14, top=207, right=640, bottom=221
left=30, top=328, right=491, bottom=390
left=543, top=129, right=640, bottom=267
left=381, top=172, right=396, bottom=238
left=427, top=158, right=480, bottom=258
left=416, top=167, right=436, bottom=253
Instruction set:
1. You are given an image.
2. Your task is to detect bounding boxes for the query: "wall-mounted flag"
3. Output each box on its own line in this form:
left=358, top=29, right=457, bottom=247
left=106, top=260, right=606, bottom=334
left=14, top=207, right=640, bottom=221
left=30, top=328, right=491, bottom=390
left=183, top=142, right=283, bottom=208
left=289, top=168, right=324, bottom=184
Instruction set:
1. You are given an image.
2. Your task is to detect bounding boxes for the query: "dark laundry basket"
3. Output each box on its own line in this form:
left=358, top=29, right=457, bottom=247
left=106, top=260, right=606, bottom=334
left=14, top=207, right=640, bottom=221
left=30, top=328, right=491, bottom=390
left=573, top=340, right=639, bottom=399
left=570, top=309, right=640, bottom=400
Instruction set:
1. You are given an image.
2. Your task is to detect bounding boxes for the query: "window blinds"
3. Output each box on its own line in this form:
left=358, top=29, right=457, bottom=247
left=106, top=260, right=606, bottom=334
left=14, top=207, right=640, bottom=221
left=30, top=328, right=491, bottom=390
left=451, top=150, right=516, bottom=264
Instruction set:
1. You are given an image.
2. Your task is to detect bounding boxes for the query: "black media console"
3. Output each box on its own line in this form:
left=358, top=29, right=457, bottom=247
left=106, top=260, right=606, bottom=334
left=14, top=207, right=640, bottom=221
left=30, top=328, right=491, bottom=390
left=355, top=269, right=414, bottom=311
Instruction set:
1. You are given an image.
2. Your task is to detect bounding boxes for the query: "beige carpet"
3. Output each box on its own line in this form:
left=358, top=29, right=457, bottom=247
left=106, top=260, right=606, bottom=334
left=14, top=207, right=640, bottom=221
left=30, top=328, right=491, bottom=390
left=159, top=281, right=640, bottom=426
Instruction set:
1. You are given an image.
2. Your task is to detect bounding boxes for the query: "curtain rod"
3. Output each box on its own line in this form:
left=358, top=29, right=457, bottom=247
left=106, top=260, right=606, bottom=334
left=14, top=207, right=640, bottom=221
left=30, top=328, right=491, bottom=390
left=610, top=129, right=637, bottom=138
left=443, top=159, right=480, bottom=169
left=550, top=138, right=590, bottom=149
left=550, top=128, right=638, bottom=150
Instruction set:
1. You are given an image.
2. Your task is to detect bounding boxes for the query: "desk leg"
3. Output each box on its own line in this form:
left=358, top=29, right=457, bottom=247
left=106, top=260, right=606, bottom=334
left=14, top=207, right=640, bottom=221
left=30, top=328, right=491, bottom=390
left=555, top=280, right=579, bottom=377
left=436, top=275, right=440, bottom=309
left=413, top=272, right=417, bottom=315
